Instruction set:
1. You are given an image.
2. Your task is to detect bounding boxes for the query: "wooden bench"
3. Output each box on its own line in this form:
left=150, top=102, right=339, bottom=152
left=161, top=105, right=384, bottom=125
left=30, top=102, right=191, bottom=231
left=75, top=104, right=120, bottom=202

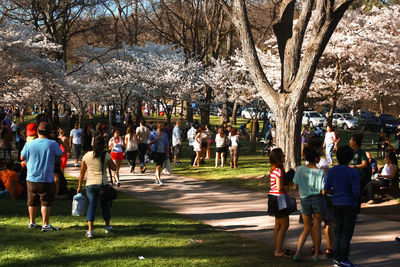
left=378, top=174, right=400, bottom=198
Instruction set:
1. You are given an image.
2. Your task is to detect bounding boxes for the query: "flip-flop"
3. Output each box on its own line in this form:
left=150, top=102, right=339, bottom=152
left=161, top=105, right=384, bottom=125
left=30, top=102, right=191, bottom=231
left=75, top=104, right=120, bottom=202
left=274, top=253, right=292, bottom=258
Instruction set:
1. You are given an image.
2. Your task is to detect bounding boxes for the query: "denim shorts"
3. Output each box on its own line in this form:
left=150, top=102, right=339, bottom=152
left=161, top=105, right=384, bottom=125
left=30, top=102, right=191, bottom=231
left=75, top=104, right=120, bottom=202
left=300, top=194, right=324, bottom=215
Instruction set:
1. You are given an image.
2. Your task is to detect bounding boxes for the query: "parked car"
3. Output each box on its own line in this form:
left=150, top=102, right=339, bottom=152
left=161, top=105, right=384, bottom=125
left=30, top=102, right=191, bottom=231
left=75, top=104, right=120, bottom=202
left=302, top=111, right=325, bottom=127
left=378, top=114, right=399, bottom=133
left=356, top=111, right=379, bottom=132
left=241, top=107, right=265, bottom=119
left=332, top=113, right=358, bottom=130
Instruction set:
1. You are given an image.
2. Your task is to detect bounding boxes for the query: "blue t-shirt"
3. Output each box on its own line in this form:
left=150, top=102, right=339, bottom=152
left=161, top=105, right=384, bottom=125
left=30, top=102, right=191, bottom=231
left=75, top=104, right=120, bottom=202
left=324, top=165, right=360, bottom=206
left=21, top=138, right=63, bottom=183
left=148, top=131, right=169, bottom=153
left=293, top=165, right=326, bottom=199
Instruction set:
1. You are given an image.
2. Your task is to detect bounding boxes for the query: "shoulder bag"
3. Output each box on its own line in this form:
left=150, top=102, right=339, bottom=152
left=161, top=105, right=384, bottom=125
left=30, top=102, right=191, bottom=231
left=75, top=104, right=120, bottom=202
left=98, top=152, right=118, bottom=202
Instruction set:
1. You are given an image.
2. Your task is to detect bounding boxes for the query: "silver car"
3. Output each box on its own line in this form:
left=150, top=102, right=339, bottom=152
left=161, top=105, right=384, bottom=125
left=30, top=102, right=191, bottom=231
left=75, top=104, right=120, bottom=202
left=333, top=113, right=358, bottom=130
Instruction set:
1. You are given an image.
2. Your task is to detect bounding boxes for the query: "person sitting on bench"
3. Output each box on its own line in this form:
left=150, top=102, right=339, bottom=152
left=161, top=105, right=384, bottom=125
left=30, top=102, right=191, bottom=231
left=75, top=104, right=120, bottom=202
left=366, top=150, right=398, bottom=204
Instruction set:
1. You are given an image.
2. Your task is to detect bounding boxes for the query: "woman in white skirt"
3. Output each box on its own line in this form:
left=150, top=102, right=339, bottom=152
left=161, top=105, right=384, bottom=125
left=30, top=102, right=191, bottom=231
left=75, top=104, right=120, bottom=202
left=193, top=129, right=202, bottom=167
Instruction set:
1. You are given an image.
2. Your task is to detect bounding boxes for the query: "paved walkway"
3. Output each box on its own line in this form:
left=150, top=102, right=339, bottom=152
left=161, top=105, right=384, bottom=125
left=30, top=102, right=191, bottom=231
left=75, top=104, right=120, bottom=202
left=66, top=162, right=400, bottom=266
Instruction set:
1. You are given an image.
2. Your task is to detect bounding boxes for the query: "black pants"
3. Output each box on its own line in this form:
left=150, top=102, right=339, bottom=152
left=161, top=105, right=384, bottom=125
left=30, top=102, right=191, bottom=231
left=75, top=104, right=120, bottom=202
left=333, top=205, right=357, bottom=262
left=190, top=146, right=196, bottom=166
left=125, top=150, right=138, bottom=169
left=367, top=179, right=390, bottom=200
left=358, top=179, right=369, bottom=213
left=138, top=143, right=147, bottom=168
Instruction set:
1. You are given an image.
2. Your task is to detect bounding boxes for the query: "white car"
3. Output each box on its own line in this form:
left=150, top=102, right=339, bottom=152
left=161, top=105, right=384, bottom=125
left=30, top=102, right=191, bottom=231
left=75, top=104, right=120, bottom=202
left=241, top=107, right=265, bottom=119
left=332, top=113, right=358, bottom=130
left=302, top=111, right=325, bottom=127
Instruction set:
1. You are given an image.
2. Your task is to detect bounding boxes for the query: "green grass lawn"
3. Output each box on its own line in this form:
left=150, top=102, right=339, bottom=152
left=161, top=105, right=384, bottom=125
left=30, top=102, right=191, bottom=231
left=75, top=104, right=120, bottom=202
left=0, top=180, right=306, bottom=266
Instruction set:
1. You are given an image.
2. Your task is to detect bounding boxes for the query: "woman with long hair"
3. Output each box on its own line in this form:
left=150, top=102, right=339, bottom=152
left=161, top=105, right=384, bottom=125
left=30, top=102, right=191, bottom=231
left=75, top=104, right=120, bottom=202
left=58, top=128, right=69, bottom=174
left=77, top=136, right=117, bottom=238
left=125, top=126, right=138, bottom=173
left=267, top=148, right=292, bottom=258
left=82, top=125, right=93, bottom=154
left=108, top=130, right=124, bottom=187
left=366, top=150, right=398, bottom=204
left=215, top=127, right=226, bottom=168
left=193, top=128, right=202, bottom=167
left=229, top=128, right=240, bottom=168
left=148, top=123, right=169, bottom=185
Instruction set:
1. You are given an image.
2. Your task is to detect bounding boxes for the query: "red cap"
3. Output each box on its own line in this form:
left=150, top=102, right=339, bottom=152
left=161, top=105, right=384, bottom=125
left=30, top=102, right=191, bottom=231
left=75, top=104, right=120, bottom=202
left=26, top=123, right=37, bottom=136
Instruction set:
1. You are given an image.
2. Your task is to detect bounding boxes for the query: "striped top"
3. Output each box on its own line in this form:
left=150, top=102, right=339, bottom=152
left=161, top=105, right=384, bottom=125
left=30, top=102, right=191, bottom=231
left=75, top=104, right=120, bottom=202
left=269, top=168, right=287, bottom=195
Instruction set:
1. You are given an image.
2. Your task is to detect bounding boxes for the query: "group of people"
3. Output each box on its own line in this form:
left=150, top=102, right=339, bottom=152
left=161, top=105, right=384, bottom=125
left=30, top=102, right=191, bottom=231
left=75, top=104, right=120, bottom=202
left=268, top=130, right=399, bottom=267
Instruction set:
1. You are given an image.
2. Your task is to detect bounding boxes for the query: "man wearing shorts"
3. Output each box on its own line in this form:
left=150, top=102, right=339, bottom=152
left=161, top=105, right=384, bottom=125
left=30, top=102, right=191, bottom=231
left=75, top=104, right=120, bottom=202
left=21, top=121, right=63, bottom=231
left=69, top=122, right=83, bottom=167
left=172, top=120, right=182, bottom=165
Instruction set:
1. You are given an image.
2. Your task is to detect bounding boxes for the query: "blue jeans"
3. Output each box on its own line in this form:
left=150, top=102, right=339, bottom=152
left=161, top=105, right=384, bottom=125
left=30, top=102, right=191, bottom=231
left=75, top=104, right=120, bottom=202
left=86, top=185, right=111, bottom=222
left=326, top=143, right=334, bottom=164
left=333, top=205, right=357, bottom=262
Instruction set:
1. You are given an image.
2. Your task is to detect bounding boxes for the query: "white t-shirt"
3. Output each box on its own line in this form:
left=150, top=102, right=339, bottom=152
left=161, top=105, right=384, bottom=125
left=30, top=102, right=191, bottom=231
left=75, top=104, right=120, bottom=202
left=215, top=134, right=226, bottom=148
left=324, top=131, right=337, bottom=146
left=230, top=134, right=239, bottom=147
left=125, top=133, right=138, bottom=151
left=70, top=128, right=83, bottom=145
left=11, top=123, right=18, bottom=132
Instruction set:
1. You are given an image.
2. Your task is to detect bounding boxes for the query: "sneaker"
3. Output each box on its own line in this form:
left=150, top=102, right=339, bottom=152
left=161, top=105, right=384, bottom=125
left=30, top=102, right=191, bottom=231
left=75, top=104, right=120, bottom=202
left=340, top=260, right=357, bottom=267
left=86, top=230, right=94, bottom=238
left=141, top=166, right=147, bottom=173
left=105, top=226, right=113, bottom=234
left=130, top=166, right=134, bottom=173
left=28, top=222, right=40, bottom=229
left=333, top=260, right=342, bottom=267
left=154, top=180, right=160, bottom=185
left=158, top=181, right=163, bottom=186
left=41, top=224, right=59, bottom=232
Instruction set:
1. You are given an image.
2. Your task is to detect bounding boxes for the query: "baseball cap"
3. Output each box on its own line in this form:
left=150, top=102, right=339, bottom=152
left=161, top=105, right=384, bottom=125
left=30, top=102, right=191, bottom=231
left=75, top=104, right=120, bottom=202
left=26, top=123, right=37, bottom=136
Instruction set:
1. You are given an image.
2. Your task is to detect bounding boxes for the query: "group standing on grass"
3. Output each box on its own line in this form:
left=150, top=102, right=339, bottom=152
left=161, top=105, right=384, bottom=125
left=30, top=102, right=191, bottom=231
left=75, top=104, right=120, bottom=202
left=268, top=126, right=400, bottom=267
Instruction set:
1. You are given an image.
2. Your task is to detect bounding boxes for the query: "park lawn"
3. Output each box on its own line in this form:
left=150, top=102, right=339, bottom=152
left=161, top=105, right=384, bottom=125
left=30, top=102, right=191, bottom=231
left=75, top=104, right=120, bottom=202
left=0, top=190, right=310, bottom=267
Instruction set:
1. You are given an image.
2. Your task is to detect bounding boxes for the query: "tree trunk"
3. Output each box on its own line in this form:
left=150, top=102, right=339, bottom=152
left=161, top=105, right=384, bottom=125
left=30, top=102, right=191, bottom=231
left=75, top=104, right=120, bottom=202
left=53, top=101, right=59, bottom=127
left=273, top=105, right=303, bottom=170
left=136, top=98, right=143, bottom=125
left=79, top=106, right=84, bottom=126
left=231, top=101, right=238, bottom=125
left=186, top=100, right=194, bottom=123
left=47, top=96, right=53, bottom=126
left=200, top=86, right=212, bottom=126
left=378, top=93, right=384, bottom=114
left=221, top=100, right=229, bottom=124
left=180, top=101, right=184, bottom=118
left=107, top=104, right=112, bottom=129
left=250, top=119, right=257, bottom=153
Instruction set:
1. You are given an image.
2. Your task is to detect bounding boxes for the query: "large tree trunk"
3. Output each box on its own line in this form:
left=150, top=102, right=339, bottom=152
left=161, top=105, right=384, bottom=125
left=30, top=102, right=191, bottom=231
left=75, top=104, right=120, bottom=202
left=228, top=0, right=353, bottom=169
left=231, top=101, right=238, bottom=125
left=274, top=105, right=303, bottom=170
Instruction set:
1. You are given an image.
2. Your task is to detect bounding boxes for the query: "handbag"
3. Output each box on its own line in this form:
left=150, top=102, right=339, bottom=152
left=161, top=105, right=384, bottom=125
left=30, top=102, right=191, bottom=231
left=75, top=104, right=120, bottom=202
left=98, top=152, right=117, bottom=202
left=277, top=194, right=297, bottom=213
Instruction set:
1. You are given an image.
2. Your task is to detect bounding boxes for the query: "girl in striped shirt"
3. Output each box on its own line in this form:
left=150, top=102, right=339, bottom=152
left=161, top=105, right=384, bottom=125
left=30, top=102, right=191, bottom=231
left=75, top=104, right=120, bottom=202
left=267, top=148, right=292, bottom=258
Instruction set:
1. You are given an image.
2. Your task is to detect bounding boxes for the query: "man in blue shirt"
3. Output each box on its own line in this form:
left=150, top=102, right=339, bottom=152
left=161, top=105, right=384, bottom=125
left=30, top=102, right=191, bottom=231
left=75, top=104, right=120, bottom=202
left=323, top=145, right=360, bottom=267
left=21, top=122, right=63, bottom=232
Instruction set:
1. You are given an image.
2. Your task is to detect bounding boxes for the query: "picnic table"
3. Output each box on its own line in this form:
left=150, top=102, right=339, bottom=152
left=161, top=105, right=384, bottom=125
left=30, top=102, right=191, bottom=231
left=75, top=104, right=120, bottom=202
left=362, top=142, right=381, bottom=158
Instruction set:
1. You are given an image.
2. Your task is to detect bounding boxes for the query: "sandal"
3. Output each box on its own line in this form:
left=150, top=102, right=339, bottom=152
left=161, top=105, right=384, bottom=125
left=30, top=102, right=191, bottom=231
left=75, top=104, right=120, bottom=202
left=274, top=253, right=292, bottom=258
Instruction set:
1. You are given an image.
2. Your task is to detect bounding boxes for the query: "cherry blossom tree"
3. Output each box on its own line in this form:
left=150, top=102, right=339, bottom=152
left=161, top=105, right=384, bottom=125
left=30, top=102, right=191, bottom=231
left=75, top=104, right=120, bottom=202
left=220, top=0, right=357, bottom=168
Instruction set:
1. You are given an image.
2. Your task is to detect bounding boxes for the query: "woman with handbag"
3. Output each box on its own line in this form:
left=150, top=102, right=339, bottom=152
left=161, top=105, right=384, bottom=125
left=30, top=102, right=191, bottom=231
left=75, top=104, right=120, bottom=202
left=77, top=136, right=117, bottom=238
left=267, top=148, right=293, bottom=258
left=108, top=129, right=125, bottom=187
left=292, top=147, right=327, bottom=262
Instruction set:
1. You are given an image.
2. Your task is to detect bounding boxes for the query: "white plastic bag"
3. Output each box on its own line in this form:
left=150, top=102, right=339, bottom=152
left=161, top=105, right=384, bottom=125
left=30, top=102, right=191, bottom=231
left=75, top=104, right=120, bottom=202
left=72, top=193, right=86, bottom=216
left=162, top=160, right=172, bottom=174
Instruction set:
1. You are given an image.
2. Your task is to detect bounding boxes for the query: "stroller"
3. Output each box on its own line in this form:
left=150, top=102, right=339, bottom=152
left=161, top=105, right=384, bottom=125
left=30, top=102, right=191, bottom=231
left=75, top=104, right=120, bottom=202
left=261, top=133, right=275, bottom=156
